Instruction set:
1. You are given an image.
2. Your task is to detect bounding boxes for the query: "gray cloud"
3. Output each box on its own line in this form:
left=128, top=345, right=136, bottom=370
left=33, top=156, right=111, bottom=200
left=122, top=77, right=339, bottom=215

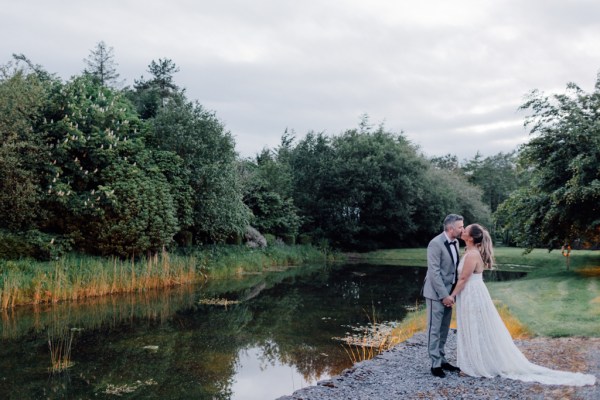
left=2, top=0, right=599, bottom=159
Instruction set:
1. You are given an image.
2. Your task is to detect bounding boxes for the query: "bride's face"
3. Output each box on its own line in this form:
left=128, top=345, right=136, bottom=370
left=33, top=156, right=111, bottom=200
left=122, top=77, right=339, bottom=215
left=462, top=226, right=473, bottom=244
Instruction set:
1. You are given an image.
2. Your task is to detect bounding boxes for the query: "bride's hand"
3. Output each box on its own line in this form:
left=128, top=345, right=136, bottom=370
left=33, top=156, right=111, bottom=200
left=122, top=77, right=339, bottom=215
left=442, top=296, right=454, bottom=307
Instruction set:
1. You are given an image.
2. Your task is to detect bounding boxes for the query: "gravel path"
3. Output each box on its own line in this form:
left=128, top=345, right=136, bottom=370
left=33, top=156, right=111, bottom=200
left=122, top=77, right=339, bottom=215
left=277, top=330, right=599, bottom=400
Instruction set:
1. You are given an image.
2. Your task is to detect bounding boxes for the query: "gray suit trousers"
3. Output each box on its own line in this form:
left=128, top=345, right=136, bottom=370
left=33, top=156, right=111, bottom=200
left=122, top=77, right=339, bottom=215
left=426, top=297, right=453, bottom=368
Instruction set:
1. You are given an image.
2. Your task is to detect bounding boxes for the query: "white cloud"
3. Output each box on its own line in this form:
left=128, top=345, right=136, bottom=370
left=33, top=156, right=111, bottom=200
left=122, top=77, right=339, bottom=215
left=2, top=0, right=599, bottom=159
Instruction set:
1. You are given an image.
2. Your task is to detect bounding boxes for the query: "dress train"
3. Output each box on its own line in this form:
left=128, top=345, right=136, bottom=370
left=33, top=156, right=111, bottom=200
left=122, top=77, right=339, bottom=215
left=455, top=261, right=596, bottom=386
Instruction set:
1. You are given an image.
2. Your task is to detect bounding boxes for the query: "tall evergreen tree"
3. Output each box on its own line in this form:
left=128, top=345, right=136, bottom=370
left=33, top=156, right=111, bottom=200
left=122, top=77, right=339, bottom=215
left=83, top=41, right=121, bottom=87
left=128, top=58, right=180, bottom=119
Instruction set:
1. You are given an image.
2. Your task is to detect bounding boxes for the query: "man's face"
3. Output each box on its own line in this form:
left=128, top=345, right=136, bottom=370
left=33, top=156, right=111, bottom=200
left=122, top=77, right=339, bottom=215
left=449, top=221, right=464, bottom=240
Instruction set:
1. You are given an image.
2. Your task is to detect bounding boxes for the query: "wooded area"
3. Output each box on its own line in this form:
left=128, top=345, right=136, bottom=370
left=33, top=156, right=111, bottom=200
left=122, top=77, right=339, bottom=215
left=1, top=44, right=598, bottom=259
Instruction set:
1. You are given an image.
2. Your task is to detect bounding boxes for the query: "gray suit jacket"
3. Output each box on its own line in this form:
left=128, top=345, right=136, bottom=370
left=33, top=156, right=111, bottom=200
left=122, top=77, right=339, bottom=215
left=422, top=232, right=459, bottom=300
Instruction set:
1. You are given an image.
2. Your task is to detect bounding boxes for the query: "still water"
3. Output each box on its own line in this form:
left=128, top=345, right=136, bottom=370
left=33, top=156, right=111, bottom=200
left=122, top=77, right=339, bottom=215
left=0, top=263, right=525, bottom=399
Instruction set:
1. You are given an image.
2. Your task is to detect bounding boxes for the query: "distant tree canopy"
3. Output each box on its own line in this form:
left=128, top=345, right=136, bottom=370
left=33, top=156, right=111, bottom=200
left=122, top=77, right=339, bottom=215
left=495, top=76, right=600, bottom=250
left=4, top=47, right=596, bottom=259
left=284, top=121, right=491, bottom=250
left=83, top=41, right=121, bottom=88
left=0, top=53, right=248, bottom=258
left=461, top=151, right=521, bottom=214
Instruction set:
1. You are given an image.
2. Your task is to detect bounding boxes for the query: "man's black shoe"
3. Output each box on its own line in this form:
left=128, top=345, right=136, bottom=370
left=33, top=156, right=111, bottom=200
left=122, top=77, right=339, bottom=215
left=431, top=367, right=446, bottom=378
left=441, top=362, right=460, bottom=372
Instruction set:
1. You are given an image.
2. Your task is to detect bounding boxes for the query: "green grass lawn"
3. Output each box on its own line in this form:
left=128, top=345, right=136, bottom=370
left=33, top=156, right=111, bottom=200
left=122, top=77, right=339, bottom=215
left=356, top=247, right=600, bottom=337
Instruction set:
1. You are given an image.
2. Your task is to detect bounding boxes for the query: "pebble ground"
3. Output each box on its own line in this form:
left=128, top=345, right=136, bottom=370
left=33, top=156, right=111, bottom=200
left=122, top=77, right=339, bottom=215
left=277, top=330, right=599, bottom=400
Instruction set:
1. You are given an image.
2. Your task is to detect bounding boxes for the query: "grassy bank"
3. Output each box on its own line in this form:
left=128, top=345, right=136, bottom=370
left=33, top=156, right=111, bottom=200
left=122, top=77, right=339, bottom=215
left=354, top=247, right=600, bottom=338
left=0, top=244, right=332, bottom=310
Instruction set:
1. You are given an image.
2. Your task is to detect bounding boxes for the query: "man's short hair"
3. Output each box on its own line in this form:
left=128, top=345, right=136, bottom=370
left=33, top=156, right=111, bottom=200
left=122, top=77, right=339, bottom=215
left=443, top=214, right=464, bottom=231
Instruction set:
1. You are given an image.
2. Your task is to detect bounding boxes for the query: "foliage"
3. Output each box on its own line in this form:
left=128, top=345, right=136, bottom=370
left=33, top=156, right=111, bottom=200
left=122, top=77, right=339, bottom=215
left=429, top=153, right=460, bottom=171
left=150, top=96, right=250, bottom=243
left=415, top=167, right=491, bottom=237
left=35, top=74, right=183, bottom=256
left=127, top=58, right=180, bottom=119
left=461, top=151, right=521, bottom=213
left=0, top=62, right=49, bottom=231
left=289, top=121, right=490, bottom=250
left=495, top=76, right=600, bottom=249
left=240, top=140, right=301, bottom=240
left=0, top=229, right=72, bottom=260
left=83, top=41, right=121, bottom=88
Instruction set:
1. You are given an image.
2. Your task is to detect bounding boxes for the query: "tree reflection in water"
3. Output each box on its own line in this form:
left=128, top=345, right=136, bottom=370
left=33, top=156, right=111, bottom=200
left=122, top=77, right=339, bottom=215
left=0, top=263, right=525, bottom=399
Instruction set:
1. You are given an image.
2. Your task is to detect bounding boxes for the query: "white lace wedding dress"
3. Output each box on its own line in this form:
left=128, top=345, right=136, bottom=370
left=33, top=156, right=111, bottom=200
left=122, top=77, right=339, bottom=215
left=455, top=256, right=596, bottom=386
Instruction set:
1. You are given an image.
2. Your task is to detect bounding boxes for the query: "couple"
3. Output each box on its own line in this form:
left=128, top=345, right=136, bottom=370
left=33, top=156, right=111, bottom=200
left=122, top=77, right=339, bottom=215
left=423, top=214, right=596, bottom=386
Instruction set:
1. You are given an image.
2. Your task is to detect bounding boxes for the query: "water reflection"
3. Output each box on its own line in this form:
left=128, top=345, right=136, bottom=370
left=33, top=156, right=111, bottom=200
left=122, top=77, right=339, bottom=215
left=231, top=345, right=319, bottom=400
left=0, top=263, right=525, bottom=399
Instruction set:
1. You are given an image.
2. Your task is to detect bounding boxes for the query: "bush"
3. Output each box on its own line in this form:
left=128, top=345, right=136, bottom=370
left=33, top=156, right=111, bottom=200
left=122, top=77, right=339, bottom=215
left=297, top=234, right=312, bottom=245
left=280, top=234, right=296, bottom=245
left=263, top=233, right=276, bottom=246
left=0, top=230, right=72, bottom=260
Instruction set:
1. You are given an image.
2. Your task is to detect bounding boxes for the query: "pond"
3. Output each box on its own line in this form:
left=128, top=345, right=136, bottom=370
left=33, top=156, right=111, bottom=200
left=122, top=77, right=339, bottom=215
left=0, top=263, right=526, bottom=399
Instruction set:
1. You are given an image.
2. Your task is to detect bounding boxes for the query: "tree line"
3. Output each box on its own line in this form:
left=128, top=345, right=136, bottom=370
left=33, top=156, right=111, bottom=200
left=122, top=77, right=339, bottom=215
left=1, top=43, right=598, bottom=259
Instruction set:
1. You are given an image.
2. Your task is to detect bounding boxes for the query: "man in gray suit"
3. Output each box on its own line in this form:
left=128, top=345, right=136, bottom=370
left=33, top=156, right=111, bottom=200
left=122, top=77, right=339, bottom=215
left=423, top=214, right=464, bottom=377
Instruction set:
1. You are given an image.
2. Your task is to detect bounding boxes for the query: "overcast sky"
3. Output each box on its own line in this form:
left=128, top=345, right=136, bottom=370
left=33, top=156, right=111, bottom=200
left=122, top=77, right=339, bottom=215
left=2, top=0, right=600, bottom=160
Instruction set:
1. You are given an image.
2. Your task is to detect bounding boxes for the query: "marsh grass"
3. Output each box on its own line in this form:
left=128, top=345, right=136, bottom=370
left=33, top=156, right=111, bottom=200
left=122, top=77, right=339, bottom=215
left=0, top=245, right=329, bottom=310
left=48, top=327, right=76, bottom=373
left=338, top=308, right=397, bottom=363
left=0, top=250, right=197, bottom=309
left=46, top=308, right=83, bottom=374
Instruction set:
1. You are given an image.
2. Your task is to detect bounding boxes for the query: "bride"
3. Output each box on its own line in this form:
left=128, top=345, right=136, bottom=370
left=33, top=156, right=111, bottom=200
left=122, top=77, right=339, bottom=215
left=449, top=223, right=596, bottom=386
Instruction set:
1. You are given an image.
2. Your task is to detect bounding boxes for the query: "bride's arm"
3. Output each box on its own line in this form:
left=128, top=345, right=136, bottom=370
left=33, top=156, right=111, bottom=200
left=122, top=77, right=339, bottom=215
left=450, top=252, right=478, bottom=300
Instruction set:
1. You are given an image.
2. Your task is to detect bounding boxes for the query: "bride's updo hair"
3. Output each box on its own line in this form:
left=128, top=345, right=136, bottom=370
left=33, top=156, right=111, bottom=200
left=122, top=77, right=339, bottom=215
left=468, top=223, right=495, bottom=270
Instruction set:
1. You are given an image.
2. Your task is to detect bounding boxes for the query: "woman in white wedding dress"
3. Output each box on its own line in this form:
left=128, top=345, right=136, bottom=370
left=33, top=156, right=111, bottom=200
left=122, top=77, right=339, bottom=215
left=448, top=223, right=596, bottom=386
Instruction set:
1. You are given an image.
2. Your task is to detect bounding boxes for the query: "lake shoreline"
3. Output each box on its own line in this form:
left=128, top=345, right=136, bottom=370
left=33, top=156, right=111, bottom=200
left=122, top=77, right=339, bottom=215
left=277, top=330, right=599, bottom=400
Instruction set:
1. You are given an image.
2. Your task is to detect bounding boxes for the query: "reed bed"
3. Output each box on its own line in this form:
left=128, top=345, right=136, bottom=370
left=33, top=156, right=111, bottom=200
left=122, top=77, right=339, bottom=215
left=0, top=244, right=329, bottom=310
left=0, top=250, right=198, bottom=309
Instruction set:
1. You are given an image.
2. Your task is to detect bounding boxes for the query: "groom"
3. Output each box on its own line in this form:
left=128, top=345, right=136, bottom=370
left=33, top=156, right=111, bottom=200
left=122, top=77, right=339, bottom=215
left=423, top=214, right=464, bottom=378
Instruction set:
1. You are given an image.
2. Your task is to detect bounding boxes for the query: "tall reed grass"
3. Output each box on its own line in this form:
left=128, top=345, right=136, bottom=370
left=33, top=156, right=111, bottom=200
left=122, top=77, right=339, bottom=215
left=48, top=325, right=77, bottom=373
left=0, top=244, right=330, bottom=310
left=0, top=250, right=197, bottom=309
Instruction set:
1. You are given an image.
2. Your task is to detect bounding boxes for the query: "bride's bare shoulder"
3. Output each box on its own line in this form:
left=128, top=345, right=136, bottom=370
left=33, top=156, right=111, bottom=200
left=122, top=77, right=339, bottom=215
left=463, top=249, right=482, bottom=258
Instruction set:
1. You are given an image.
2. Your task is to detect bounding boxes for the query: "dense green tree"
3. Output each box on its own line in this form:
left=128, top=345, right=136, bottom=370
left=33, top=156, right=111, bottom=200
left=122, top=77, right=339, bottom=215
left=37, top=75, right=180, bottom=255
left=462, top=151, right=520, bottom=213
left=326, top=127, right=427, bottom=249
left=288, top=131, right=335, bottom=243
left=241, top=144, right=300, bottom=241
left=0, top=62, right=49, bottom=231
left=127, top=58, right=180, bottom=119
left=151, top=97, right=250, bottom=243
left=496, top=76, right=600, bottom=249
left=289, top=121, right=492, bottom=249
left=430, top=153, right=460, bottom=171
left=83, top=41, right=121, bottom=88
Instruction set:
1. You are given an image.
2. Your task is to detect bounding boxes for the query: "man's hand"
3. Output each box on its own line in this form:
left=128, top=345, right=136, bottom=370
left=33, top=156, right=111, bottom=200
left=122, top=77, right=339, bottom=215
left=442, top=296, right=454, bottom=307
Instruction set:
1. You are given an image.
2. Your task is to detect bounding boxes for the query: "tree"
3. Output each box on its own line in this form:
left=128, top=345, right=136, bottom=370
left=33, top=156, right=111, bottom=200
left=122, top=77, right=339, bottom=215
left=83, top=41, right=121, bottom=87
left=150, top=97, right=250, bottom=243
left=0, top=60, right=50, bottom=231
left=495, top=76, right=600, bottom=249
left=462, top=151, right=520, bottom=213
left=241, top=144, right=301, bottom=242
left=430, top=154, right=460, bottom=171
left=37, top=75, right=180, bottom=256
left=288, top=131, right=335, bottom=243
left=128, top=58, right=180, bottom=118
left=291, top=124, right=446, bottom=249
left=146, top=58, right=180, bottom=103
